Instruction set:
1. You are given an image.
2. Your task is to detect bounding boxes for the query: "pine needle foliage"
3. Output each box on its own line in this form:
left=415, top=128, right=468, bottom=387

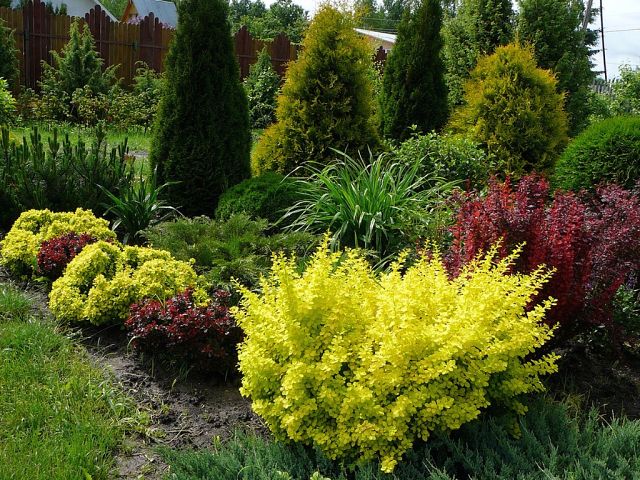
left=0, top=18, right=18, bottom=88
left=517, top=0, right=596, bottom=135
left=150, top=0, right=250, bottom=216
left=380, top=0, right=448, bottom=140
left=449, top=43, right=568, bottom=177
left=244, top=47, right=280, bottom=129
left=251, top=6, right=379, bottom=175
left=40, top=20, right=118, bottom=97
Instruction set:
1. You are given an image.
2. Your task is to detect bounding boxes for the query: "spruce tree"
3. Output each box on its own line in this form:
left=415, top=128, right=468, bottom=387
left=0, top=18, right=18, bottom=88
left=517, top=0, right=596, bottom=135
left=244, top=47, right=280, bottom=129
left=150, top=0, right=250, bottom=216
left=380, top=0, right=448, bottom=140
left=251, top=6, right=378, bottom=175
left=40, top=21, right=117, bottom=96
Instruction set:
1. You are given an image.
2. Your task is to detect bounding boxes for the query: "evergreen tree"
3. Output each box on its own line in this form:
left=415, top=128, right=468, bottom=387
left=0, top=18, right=18, bottom=88
left=40, top=20, right=117, bottom=96
left=244, top=47, right=280, bottom=129
left=517, top=0, right=596, bottom=135
left=150, top=0, right=250, bottom=216
left=251, top=6, right=379, bottom=175
left=442, top=0, right=514, bottom=107
left=449, top=43, right=568, bottom=177
left=380, top=0, right=448, bottom=140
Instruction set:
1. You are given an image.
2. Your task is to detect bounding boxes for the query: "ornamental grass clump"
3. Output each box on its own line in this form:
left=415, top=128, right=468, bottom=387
left=234, top=240, right=558, bottom=473
left=49, top=241, right=205, bottom=325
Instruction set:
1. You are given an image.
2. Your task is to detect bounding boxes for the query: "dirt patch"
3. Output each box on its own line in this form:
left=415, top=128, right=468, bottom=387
left=548, top=339, right=640, bottom=420
left=80, top=325, right=268, bottom=479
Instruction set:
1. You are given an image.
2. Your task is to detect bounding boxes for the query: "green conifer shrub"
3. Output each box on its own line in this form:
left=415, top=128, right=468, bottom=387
left=0, top=18, right=18, bottom=89
left=150, top=0, right=250, bottom=216
left=553, top=116, right=640, bottom=191
left=40, top=21, right=118, bottom=98
left=448, top=43, right=568, bottom=177
left=380, top=0, right=448, bottom=140
left=442, top=0, right=514, bottom=107
left=0, top=78, right=16, bottom=126
left=244, top=47, right=280, bottom=129
left=251, top=6, right=379, bottom=175
left=517, top=0, right=596, bottom=135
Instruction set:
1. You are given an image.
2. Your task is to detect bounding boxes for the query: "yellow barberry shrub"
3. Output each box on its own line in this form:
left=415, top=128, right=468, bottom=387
left=49, top=241, right=206, bottom=325
left=0, top=208, right=116, bottom=276
left=234, top=241, right=559, bottom=473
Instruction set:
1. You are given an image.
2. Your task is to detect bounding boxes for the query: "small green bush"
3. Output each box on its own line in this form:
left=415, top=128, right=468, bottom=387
left=391, top=132, right=489, bottom=188
left=215, top=172, right=302, bottom=224
left=49, top=241, right=205, bottom=325
left=142, top=214, right=317, bottom=291
left=251, top=6, right=379, bottom=175
left=0, top=208, right=116, bottom=277
left=0, top=78, right=16, bottom=126
left=449, top=43, right=568, bottom=177
left=553, top=116, right=640, bottom=191
left=0, top=125, right=133, bottom=227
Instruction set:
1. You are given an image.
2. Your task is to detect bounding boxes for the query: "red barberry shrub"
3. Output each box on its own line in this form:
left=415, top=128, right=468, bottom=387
left=448, top=175, right=640, bottom=341
left=125, top=289, right=242, bottom=374
left=36, top=232, right=98, bottom=280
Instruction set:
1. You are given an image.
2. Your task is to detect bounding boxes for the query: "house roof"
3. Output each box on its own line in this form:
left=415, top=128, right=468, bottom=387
left=129, top=0, right=177, bottom=28
left=354, top=28, right=397, bottom=45
left=11, top=0, right=117, bottom=21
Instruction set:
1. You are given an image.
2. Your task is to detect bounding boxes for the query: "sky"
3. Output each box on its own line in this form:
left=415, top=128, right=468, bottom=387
left=264, top=0, right=640, bottom=78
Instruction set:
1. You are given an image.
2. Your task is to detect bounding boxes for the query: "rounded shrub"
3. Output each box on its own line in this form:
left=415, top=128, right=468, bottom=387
left=235, top=240, right=558, bottom=473
left=391, top=132, right=489, bottom=188
left=36, top=232, right=98, bottom=281
left=448, top=43, right=568, bottom=177
left=0, top=208, right=116, bottom=276
left=553, top=116, right=640, bottom=191
left=49, top=241, right=205, bottom=325
left=215, top=172, right=301, bottom=224
left=251, top=6, right=379, bottom=175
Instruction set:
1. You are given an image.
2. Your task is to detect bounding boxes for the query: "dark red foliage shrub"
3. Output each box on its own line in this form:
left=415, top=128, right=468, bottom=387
left=448, top=175, right=640, bottom=341
left=37, top=232, right=98, bottom=280
left=125, top=289, right=242, bottom=374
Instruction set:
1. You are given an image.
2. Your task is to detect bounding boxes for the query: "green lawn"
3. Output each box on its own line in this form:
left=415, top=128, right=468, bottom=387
left=0, top=283, right=137, bottom=480
left=8, top=121, right=153, bottom=153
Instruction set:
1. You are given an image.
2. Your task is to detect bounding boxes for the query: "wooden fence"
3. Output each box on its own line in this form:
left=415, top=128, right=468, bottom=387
left=0, top=0, right=302, bottom=89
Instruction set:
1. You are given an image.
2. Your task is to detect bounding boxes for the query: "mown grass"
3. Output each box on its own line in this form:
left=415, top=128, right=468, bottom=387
left=0, top=283, right=137, bottom=480
left=9, top=121, right=152, bottom=152
left=162, top=398, right=640, bottom=480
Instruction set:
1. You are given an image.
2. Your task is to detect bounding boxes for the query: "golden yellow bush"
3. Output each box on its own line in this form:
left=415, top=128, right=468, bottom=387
left=0, top=208, right=115, bottom=276
left=234, top=241, right=558, bottom=472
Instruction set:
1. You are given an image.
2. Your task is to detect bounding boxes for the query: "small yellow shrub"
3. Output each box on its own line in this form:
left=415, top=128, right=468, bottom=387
left=0, top=208, right=116, bottom=275
left=234, top=241, right=558, bottom=472
left=49, top=241, right=206, bottom=325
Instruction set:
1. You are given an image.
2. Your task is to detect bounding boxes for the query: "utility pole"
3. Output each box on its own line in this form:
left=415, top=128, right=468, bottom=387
left=600, top=0, right=608, bottom=80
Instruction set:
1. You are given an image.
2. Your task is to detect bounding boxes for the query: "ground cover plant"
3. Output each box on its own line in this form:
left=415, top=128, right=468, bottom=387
left=48, top=240, right=205, bottom=325
left=0, top=283, right=137, bottom=480
left=161, top=398, right=640, bottom=479
left=447, top=175, right=640, bottom=342
left=142, top=214, right=317, bottom=290
left=553, top=116, right=640, bottom=191
left=235, top=239, right=558, bottom=472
